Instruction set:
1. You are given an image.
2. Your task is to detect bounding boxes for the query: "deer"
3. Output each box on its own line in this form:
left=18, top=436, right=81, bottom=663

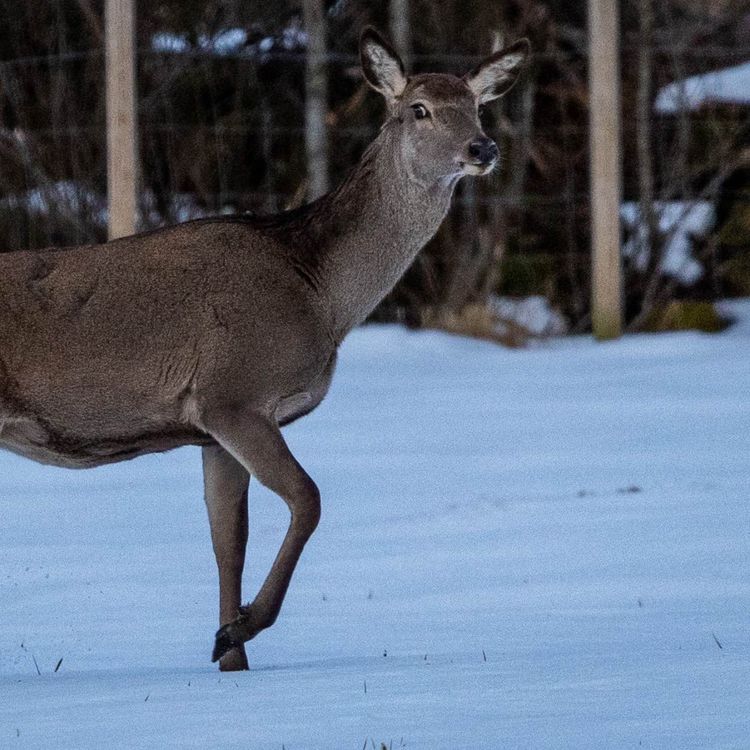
left=0, top=28, right=528, bottom=671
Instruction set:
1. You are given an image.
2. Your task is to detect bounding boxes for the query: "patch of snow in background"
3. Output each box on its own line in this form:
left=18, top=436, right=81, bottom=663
left=0, top=181, right=233, bottom=230
left=491, top=294, right=568, bottom=337
left=151, top=29, right=249, bottom=56
left=279, top=23, right=308, bottom=50
left=654, top=60, right=750, bottom=114
left=258, top=36, right=275, bottom=53
left=208, top=28, right=249, bottom=54
left=0, top=180, right=108, bottom=227
left=621, top=200, right=715, bottom=285
left=150, top=32, right=190, bottom=54
left=151, top=24, right=307, bottom=58
left=140, top=192, right=220, bottom=226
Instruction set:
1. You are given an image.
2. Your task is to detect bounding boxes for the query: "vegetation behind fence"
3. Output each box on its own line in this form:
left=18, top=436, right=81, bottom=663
left=0, top=0, right=748, bottom=337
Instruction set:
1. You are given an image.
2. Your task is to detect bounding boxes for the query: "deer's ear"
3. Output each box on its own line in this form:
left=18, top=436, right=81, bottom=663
left=360, top=26, right=407, bottom=104
left=464, top=39, right=530, bottom=104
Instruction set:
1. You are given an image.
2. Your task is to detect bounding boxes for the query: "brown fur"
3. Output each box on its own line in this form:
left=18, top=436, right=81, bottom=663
left=0, top=28, right=528, bottom=670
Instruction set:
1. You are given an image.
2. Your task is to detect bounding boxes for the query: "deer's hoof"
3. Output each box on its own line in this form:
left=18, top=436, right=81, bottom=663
left=218, top=646, right=249, bottom=672
left=212, top=622, right=244, bottom=663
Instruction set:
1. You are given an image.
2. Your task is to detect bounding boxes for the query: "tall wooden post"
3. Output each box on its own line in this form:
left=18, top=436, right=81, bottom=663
left=105, top=0, right=137, bottom=239
left=588, top=0, right=623, bottom=339
left=303, top=0, right=329, bottom=201
left=389, top=0, right=412, bottom=71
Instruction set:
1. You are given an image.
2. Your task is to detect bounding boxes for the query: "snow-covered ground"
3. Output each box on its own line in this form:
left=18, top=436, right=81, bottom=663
left=2, top=301, right=750, bottom=749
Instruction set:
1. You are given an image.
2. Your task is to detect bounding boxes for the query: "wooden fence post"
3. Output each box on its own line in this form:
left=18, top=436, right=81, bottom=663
left=389, top=0, right=412, bottom=71
left=105, top=0, right=137, bottom=239
left=303, top=0, right=329, bottom=201
left=588, top=0, right=623, bottom=339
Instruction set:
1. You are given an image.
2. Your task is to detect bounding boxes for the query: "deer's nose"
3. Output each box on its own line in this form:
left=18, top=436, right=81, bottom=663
left=468, top=138, right=498, bottom=165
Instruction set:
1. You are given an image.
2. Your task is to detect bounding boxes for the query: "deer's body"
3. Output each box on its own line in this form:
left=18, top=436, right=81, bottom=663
left=0, top=216, right=336, bottom=469
left=0, top=29, right=527, bottom=670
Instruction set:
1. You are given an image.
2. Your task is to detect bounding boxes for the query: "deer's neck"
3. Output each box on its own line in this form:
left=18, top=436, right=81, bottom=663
left=297, top=121, right=458, bottom=342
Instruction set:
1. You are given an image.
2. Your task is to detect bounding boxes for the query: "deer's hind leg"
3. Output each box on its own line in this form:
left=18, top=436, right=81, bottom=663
left=202, top=444, right=251, bottom=671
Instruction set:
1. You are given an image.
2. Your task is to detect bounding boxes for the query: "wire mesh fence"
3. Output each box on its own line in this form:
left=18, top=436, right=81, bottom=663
left=0, top=0, right=748, bottom=337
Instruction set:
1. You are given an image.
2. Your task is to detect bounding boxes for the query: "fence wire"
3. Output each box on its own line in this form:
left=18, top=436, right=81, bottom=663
left=0, top=0, right=748, bottom=333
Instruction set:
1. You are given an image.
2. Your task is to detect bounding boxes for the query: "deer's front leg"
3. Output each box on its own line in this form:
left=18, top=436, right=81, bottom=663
left=202, top=444, right=250, bottom=671
left=201, top=407, right=321, bottom=664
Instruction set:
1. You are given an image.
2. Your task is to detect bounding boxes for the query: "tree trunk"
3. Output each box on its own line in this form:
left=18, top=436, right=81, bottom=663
left=630, top=0, right=662, bottom=330
left=389, top=0, right=412, bottom=71
left=636, top=0, right=656, bottom=256
left=303, top=0, right=329, bottom=200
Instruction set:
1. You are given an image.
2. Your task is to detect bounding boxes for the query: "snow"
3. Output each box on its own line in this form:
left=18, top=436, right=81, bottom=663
left=150, top=25, right=307, bottom=58
left=0, top=182, right=221, bottom=230
left=621, top=201, right=715, bottom=284
left=0, top=180, right=108, bottom=227
left=654, top=60, right=750, bottom=113
left=491, top=294, right=569, bottom=336
left=151, top=29, right=249, bottom=56
left=2, top=301, right=750, bottom=748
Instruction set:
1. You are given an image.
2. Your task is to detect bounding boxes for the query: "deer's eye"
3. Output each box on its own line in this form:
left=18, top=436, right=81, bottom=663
left=411, top=103, right=430, bottom=120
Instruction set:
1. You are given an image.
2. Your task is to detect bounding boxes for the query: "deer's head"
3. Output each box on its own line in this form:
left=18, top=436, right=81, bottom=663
left=360, top=27, right=529, bottom=185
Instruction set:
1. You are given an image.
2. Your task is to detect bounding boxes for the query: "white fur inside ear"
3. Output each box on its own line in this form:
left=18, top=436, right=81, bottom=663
left=467, top=47, right=527, bottom=104
left=363, top=41, right=407, bottom=99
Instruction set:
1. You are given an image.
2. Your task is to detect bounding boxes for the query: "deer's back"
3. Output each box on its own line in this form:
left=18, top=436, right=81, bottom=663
left=0, top=220, right=335, bottom=468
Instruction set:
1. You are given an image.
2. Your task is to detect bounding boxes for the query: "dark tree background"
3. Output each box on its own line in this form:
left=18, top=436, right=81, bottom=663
left=0, top=0, right=748, bottom=337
